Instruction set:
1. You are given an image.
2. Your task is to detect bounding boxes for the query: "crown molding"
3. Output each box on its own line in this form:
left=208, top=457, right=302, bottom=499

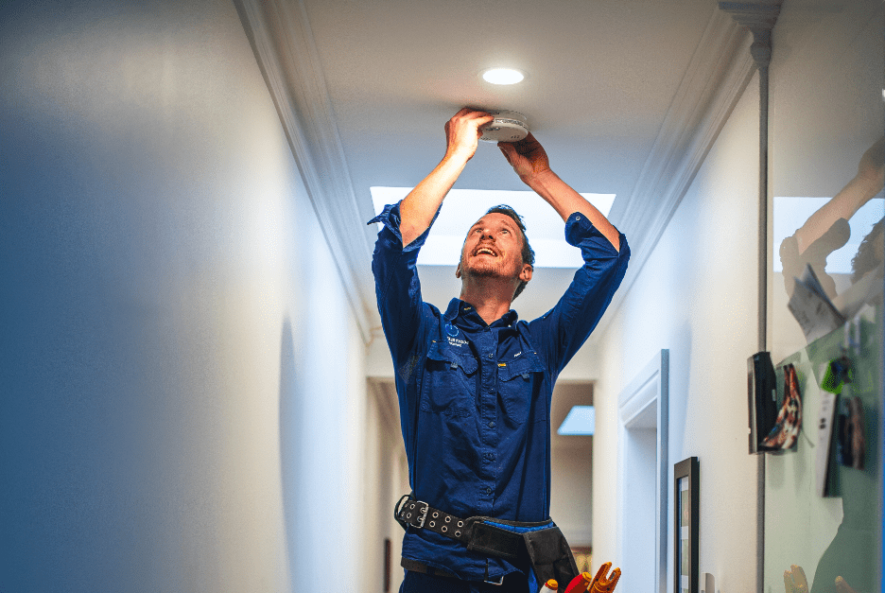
left=718, top=1, right=782, bottom=34
left=235, top=0, right=759, bottom=348
left=234, top=0, right=375, bottom=343
left=591, top=8, right=755, bottom=345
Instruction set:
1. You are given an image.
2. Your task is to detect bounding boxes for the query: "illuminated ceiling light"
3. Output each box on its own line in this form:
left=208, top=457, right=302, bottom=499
left=482, top=68, right=525, bottom=85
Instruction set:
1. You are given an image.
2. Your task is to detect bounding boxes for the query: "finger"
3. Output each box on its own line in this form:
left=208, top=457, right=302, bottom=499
left=463, top=107, right=492, bottom=117
left=792, top=565, right=808, bottom=589
left=456, top=107, right=492, bottom=121
left=465, top=112, right=494, bottom=127
left=498, top=142, right=515, bottom=163
left=784, top=570, right=796, bottom=593
left=469, top=114, right=495, bottom=138
left=835, top=576, right=856, bottom=593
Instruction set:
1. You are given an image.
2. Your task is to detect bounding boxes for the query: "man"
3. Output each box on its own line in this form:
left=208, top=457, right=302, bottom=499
left=370, top=108, right=630, bottom=593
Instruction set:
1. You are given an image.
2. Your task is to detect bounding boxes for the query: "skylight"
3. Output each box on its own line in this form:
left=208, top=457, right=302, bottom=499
left=557, top=405, right=595, bottom=436
left=370, top=187, right=616, bottom=268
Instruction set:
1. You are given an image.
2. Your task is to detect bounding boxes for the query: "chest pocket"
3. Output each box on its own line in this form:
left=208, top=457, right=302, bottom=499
left=420, top=340, right=479, bottom=418
left=497, top=351, right=547, bottom=425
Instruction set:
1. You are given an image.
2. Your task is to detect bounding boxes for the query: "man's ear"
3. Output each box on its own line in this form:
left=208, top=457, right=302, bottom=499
left=455, top=263, right=462, bottom=279
left=520, top=263, right=533, bottom=283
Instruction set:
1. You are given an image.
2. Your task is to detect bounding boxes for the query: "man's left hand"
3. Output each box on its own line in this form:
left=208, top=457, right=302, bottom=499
left=499, top=133, right=551, bottom=182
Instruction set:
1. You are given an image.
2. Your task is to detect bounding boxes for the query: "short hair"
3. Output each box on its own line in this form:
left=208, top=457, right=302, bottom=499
left=484, top=204, right=535, bottom=299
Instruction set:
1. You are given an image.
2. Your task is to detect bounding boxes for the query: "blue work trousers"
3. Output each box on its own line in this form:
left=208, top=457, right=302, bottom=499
left=400, top=570, right=530, bottom=593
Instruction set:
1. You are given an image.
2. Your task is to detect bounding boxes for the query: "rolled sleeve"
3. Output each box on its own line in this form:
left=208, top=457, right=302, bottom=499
left=368, top=201, right=435, bottom=254
left=369, top=201, right=436, bottom=371
left=528, top=212, right=630, bottom=374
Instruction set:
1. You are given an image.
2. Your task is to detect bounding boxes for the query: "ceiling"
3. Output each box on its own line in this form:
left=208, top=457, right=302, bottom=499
left=303, top=0, right=714, bottom=199
left=238, top=0, right=755, bottom=339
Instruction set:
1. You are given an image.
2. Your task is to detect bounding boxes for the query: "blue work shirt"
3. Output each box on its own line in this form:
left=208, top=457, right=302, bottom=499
left=369, top=201, right=630, bottom=582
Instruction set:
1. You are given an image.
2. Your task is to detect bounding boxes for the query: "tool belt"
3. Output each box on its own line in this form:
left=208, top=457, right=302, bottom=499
left=395, top=494, right=578, bottom=587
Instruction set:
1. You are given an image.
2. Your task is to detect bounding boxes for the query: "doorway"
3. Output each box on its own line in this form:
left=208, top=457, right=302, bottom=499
left=617, top=350, right=669, bottom=593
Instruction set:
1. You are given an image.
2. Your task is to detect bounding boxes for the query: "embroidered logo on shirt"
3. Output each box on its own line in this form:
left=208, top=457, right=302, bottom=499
left=445, top=322, right=459, bottom=338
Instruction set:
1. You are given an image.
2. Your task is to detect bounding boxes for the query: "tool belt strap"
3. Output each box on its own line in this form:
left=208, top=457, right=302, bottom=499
left=394, top=494, right=552, bottom=562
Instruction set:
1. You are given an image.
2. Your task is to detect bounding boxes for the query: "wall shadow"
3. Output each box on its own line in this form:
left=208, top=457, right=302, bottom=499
left=278, top=316, right=303, bottom=587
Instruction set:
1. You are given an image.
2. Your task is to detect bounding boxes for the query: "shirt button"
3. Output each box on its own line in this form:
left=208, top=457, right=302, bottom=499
left=488, top=421, right=495, bottom=428
left=487, top=353, right=493, bottom=359
left=486, top=487, right=493, bottom=495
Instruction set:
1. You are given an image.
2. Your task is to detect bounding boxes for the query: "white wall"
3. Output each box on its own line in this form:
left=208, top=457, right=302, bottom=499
left=0, top=1, right=366, bottom=591
left=551, top=440, right=593, bottom=546
left=592, top=74, right=761, bottom=592
left=363, top=382, right=411, bottom=592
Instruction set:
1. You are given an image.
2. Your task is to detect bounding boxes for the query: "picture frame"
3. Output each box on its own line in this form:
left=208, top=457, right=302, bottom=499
left=674, top=457, right=699, bottom=593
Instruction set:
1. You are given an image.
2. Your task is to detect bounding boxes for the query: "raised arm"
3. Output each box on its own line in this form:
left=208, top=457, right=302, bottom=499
left=499, top=133, right=621, bottom=251
left=794, top=136, right=884, bottom=253
left=399, top=108, right=495, bottom=246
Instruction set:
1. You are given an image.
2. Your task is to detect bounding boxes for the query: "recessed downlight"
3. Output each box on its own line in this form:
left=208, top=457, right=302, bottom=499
left=482, top=68, right=525, bottom=85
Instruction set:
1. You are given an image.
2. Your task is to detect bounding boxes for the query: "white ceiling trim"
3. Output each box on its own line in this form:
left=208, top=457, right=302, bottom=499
left=234, top=0, right=374, bottom=342
left=235, top=0, right=756, bottom=347
left=590, top=8, right=756, bottom=344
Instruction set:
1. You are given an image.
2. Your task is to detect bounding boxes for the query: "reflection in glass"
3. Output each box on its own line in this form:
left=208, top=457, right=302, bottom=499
left=778, top=138, right=884, bottom=336
left=766, top=3, right=883, bottom=591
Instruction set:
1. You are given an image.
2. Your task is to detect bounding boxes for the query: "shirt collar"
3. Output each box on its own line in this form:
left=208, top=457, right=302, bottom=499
left=444, top=298, right=519, bottom=330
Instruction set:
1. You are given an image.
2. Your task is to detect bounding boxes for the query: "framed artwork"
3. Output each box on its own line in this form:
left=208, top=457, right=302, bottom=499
left=674, top=457, right=699, bottom=593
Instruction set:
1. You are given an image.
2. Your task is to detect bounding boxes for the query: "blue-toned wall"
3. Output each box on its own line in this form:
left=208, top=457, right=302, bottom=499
left=0, top=1, right=366, bottom=590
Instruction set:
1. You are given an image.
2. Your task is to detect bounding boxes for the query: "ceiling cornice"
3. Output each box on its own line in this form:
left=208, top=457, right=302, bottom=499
left=234, top=0, right=759, bottom=349
left=592, top=7, right=755, bottom=344
left=718, top=1, right=782, bottom=34
left=234, top=0, right=375, bottom=342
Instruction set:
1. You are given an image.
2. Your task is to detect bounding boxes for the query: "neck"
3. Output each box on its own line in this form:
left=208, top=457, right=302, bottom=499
left=459, top=276, right=516, bottom=325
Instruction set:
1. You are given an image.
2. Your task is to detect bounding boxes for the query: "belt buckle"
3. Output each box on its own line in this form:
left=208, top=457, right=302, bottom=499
left=484, top=559, right=505, bottom=586
left=397, top=497, right=430, bottom=529
left=484, top=574, right=505, bottom=586
left=414, top=501, right=429, bottom=528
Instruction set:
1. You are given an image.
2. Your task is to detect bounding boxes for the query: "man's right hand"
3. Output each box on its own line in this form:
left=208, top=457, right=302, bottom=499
left=444, top=108, right=495, bottom=162
left=398, top=109, right=493, bottom=246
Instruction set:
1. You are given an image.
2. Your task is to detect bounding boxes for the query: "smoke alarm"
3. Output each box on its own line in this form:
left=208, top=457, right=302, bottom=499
left=479, top=110, right=529, bottom=143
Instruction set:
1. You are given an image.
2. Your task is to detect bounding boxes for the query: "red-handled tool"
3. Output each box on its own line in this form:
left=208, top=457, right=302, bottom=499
left=563, top=572, right=593, bottom=593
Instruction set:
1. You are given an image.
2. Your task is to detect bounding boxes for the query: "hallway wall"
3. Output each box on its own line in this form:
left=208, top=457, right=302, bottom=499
left=591, top=74, right=761, bottom=592
left=0, top=0, right=366, bottom=591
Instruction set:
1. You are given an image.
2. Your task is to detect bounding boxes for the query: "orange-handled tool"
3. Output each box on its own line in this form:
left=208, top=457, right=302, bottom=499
left=588, top=562, right=621, bottom=593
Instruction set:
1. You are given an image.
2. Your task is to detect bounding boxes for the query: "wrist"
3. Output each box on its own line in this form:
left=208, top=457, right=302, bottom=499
left=442, top=149, right=472, bottom=168
left=520, top=168, right=556, bottom=189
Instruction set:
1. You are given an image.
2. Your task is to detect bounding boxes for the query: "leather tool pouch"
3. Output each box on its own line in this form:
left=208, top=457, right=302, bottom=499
left=522, top=525, right=579, bottom=587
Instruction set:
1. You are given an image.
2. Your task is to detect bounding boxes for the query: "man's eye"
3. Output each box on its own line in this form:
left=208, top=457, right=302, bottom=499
left=501, top=229, right=509, bottom=234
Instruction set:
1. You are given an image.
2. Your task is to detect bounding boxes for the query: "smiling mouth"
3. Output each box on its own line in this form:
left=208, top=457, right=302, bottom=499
left=475, top=246, right=497, bottom=257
